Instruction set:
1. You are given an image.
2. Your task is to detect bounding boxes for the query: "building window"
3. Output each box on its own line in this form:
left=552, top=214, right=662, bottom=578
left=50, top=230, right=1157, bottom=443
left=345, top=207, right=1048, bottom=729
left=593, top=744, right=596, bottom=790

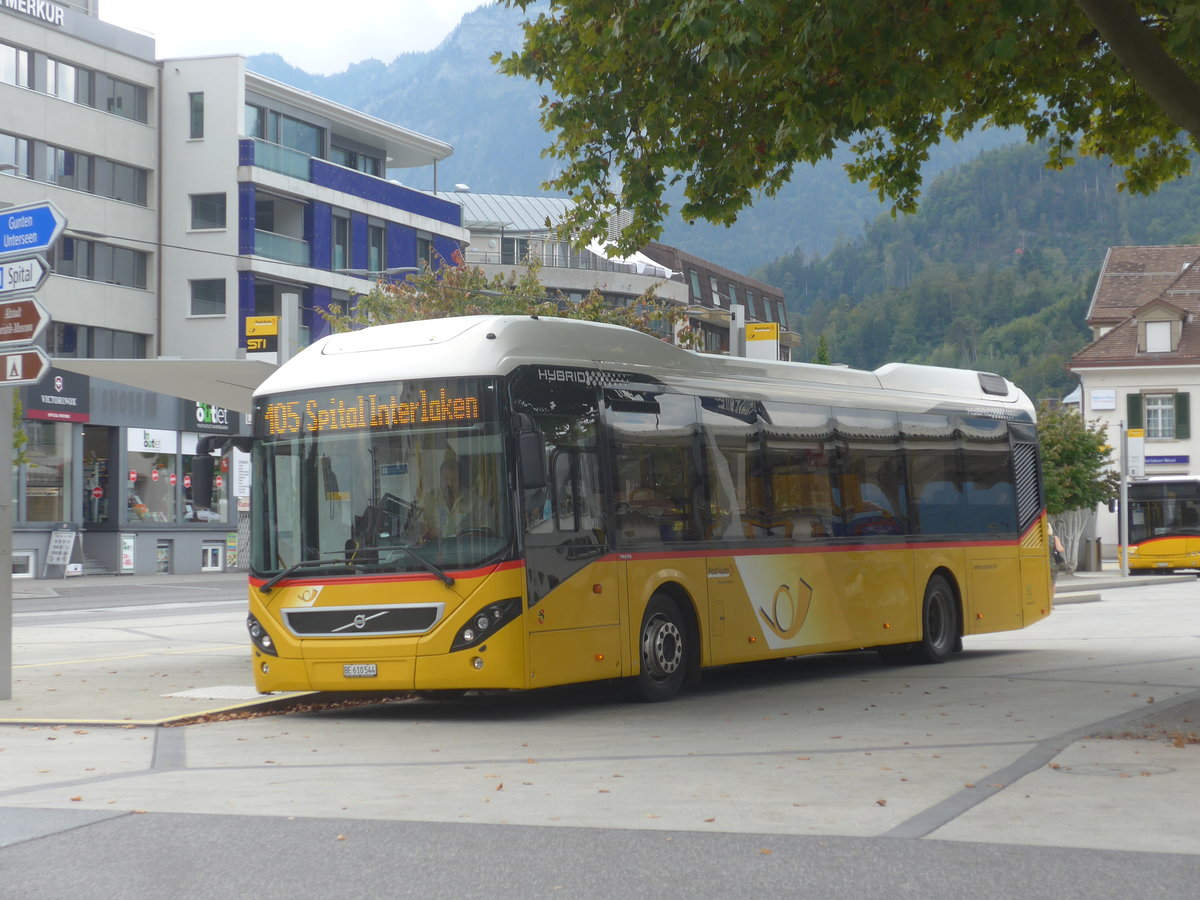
left=1, top=42, right=31, bottom=88
left=46, top=58, right=77, bottom=101
left=48, top=323, right=147, bottom=359
left=190, top=279, right=226, bottom=316
left=190, top=193, right=226, bottom=229
left=52, top=238, right=148, bottom=289
left=728, top=283, right=738, bottom=308
left=417, top=232, right=433, bottom=267
left=710, top=276, right=722, bottom=306
left=501, top=237, right=529, bottom=265
left=689, top=269, right=702, bottom=302
left=368, top=222, right=386, bottom=273
left=1145, top=394, right=1177, bottom=439
left=1145, top=320, right=1172, bottom=353
left=0, top=132, right=29, bottom=176
left=332, top=212, right=351, bottom=271
left=189, top=92, right=204, bottom=139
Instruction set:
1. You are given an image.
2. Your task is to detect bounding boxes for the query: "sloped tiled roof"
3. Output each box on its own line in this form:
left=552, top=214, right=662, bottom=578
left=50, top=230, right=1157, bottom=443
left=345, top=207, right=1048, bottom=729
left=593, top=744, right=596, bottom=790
left=1086, top=244, right=1200, bottom=323
left=1072, top=246, right=1200, bottom=368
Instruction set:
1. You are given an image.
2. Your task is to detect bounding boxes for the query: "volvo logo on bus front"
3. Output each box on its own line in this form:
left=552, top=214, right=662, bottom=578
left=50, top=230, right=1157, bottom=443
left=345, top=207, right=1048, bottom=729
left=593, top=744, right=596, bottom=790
left=352, top=614, right=367, bottom=629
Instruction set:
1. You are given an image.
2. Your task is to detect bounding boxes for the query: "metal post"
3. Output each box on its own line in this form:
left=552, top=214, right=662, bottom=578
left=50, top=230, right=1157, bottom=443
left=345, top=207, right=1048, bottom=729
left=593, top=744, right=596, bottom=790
left=1, top=386, right=13, bottom=699
left=1118, top=422, right=1129, bottom=577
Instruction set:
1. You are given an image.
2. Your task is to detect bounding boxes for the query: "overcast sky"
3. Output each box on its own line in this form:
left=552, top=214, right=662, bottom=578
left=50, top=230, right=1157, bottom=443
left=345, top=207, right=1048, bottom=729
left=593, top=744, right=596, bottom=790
left=98, top=0, right=491, bottom=74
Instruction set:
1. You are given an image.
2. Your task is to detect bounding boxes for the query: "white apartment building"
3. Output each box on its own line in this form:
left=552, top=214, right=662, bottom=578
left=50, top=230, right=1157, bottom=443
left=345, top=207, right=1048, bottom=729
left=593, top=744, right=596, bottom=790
left=2, top=1, right=466, bottom=576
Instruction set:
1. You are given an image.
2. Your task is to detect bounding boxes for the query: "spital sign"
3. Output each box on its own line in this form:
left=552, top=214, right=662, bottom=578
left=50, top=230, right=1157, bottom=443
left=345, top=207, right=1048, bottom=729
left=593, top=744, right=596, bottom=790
left=0, top=296, right=50, bottom=347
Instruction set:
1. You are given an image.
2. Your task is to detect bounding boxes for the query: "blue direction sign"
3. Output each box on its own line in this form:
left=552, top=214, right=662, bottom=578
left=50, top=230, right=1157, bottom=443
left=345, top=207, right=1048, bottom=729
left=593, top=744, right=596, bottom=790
left=1, top=201, right=67, bottom=257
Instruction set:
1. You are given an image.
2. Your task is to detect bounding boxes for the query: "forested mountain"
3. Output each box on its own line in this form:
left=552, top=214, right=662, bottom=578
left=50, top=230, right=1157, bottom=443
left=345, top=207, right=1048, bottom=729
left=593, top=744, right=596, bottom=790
left=246, top=2, right=1015, bottom=270
left=758, top=142, right=1200, bottom=401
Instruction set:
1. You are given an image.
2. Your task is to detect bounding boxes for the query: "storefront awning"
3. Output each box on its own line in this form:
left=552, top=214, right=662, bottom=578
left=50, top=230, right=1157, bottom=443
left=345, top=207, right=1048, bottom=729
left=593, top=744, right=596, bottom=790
left=50, top=358, right=277, bottom=414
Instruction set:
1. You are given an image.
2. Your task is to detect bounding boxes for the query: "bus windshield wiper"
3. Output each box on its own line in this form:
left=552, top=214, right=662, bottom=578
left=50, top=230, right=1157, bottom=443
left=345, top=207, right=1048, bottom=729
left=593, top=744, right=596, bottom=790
left=347, top=544, right=456, bottom=588
left=260, top=545, right=455, bottom=592
left=260, top=556, right=349, bottom=594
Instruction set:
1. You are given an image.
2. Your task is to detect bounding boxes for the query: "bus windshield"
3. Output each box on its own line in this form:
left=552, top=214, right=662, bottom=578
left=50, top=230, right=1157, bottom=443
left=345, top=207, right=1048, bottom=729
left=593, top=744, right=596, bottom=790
left=1129, top=479, right=1200, bottom=543
left=250, top=377, right=511, bottom=580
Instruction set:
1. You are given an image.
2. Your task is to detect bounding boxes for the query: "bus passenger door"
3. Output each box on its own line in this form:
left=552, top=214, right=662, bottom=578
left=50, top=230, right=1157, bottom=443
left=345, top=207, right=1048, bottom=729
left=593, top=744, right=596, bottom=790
left=524, top=446, right=623, bottom=687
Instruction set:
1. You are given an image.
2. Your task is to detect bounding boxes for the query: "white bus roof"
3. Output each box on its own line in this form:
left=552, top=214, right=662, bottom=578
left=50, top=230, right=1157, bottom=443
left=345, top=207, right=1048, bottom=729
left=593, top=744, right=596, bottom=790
left=254, top=316, right=1033, bottom=415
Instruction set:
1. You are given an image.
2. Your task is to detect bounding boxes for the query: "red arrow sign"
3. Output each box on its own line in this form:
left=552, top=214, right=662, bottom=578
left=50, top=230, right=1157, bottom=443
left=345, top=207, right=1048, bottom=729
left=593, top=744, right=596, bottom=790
left=0, top=296, right=50, bottom=348
left=0, top=345, right=49, bottom=385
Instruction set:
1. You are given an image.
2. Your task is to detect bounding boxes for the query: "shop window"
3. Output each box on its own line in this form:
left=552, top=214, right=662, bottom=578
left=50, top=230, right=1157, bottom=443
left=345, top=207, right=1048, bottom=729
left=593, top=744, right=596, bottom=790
left=126, top=429, right=179, bottom=524
left=183, top=447, right=229, bottom=523
left=20, top=419, right=72, bottom=523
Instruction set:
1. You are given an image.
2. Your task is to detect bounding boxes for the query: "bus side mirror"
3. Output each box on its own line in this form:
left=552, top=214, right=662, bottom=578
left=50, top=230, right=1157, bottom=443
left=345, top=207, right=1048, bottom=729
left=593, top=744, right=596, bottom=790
left=514, top=414, right=546, bottom=490
left=192, top=455, right=215, bottom=508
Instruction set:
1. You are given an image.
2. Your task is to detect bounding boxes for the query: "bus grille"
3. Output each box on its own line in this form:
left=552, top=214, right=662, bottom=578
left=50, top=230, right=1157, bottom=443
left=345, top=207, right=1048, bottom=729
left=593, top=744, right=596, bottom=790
left=282, top=604, right=443, bottom=637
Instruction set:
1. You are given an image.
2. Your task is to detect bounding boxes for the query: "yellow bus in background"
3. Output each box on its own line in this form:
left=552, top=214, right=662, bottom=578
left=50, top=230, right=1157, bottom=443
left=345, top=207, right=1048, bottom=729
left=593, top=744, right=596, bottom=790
left=1126, top=476, right=1200, bottom=574
left=241, top=316, right=1052, bottom=702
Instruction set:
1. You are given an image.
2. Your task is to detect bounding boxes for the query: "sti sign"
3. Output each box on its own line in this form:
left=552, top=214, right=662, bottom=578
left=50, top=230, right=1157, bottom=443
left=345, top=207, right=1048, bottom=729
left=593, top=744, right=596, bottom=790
left=0, top=202, right=67, bottom=257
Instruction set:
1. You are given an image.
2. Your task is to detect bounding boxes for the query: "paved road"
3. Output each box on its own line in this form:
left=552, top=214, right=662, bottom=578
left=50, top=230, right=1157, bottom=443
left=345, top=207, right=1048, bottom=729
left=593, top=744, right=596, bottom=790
left=1, top=573, right=1198, bottom=898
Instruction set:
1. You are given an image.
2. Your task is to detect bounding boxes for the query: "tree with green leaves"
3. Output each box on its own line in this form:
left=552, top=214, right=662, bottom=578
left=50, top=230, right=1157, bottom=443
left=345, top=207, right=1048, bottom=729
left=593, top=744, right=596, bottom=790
left=497, top=0, right=1200, bottom=253
left=811, top=335, right=831, bottom=365
left=320, top=256, right=697, bottom=346
left=1038, top=402, right=1118, bottom=572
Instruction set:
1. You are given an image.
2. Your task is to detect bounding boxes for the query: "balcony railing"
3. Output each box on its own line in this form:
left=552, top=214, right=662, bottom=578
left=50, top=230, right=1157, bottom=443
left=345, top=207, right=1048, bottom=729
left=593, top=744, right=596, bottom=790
left=249, top=139, right=311, bottom=180
left=463, top=248, right=677, bottom=281
left=239, top=139, right=462, bottom=228
left=254, top=229, right=309, bottom=265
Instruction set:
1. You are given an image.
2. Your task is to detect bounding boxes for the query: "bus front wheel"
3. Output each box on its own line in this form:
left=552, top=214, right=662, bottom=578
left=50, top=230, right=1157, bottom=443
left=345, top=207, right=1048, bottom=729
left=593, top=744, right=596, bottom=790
left=878, top=574, right=959, bottom=665
left=624, top=595, right=688, bottom=702
left=911, top=574, right=959, bottom=664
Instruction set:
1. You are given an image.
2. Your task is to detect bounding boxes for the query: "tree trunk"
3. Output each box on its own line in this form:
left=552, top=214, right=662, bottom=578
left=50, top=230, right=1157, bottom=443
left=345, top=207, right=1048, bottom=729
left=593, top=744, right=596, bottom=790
left=1050, top=508, right=1093, bottom=574
left=1073, top=0, right=1200, bottom=141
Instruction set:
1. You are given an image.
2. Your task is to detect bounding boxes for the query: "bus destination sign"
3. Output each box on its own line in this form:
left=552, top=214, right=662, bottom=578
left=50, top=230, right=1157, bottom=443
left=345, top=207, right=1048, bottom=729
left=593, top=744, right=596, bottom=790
left=263, top=387, right=481, bottom=437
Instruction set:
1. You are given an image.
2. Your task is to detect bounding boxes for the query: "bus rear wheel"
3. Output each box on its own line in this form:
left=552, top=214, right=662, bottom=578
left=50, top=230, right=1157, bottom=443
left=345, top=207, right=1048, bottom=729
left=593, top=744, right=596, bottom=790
left=624, top=594, right=688, bottom=702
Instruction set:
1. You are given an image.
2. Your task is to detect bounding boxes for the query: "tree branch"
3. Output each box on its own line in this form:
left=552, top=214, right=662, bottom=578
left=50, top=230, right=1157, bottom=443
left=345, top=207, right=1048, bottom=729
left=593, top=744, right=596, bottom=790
left=1073, top=0, right=1200, bottom=139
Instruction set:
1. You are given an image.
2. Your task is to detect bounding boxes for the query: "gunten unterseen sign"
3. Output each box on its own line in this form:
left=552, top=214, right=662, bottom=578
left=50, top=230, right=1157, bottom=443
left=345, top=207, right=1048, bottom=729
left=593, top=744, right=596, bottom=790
left=0, top=201, right=67, bottom=257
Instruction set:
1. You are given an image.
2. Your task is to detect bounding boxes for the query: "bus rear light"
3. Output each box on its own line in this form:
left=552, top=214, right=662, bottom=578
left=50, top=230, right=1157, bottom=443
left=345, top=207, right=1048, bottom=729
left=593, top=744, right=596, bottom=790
left=247, top=614, right=278, bottom=656
left=451, top=598, right=520, bottom=652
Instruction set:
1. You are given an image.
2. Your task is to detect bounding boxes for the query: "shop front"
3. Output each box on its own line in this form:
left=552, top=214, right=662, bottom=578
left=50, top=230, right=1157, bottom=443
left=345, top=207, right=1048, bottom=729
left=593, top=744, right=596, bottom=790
left=15, top=368, right=247, bottom=578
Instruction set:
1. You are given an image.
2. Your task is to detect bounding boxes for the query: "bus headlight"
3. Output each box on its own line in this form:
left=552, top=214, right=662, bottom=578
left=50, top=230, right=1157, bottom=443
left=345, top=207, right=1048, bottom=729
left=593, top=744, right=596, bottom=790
left=247, top=613, right=279, bottom=656
left=451, top=598, right=520, bottom=652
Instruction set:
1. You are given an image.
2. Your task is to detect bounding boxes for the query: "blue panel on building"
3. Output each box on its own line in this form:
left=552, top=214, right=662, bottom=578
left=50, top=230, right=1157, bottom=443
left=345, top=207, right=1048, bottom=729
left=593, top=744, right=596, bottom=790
left=238, top=183, right=256, bottom=256
left=309, top=159, right=461, bottom=226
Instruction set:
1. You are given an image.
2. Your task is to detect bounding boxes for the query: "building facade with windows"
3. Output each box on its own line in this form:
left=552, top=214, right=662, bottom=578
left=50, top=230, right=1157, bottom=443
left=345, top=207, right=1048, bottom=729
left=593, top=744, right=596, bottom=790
left=442, top=190, right=797, bottom=357
left=1068, top=244, right=1200, bottom=552
left=2, top=2, right=465, bottom=577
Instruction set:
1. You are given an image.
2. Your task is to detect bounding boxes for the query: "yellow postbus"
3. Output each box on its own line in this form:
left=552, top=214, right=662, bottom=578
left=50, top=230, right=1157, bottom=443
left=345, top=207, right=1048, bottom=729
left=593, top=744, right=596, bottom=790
left=241, top=316, right=1052, bottom=701
left=1125, top=476, right=1200, bottom=574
